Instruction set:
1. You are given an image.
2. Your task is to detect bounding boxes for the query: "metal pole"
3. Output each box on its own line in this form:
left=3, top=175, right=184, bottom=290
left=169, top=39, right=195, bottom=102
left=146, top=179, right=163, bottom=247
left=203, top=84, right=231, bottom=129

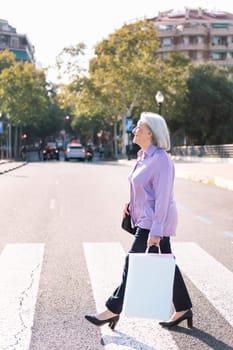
left=158, top=103, right=162, bottom=115
left=8, top=122, right=12, bottom=159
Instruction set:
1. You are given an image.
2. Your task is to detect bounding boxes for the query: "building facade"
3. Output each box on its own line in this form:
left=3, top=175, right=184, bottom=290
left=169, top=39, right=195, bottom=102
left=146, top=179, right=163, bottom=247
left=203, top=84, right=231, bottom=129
left=0, top=19, right=35, bottom=63
left=149, top=8, right=233, bottom=66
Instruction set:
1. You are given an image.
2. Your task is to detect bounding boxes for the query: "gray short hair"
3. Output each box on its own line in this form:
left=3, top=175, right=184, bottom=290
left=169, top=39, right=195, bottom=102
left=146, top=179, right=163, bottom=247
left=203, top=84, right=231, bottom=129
left=140, top=112, right=171, bottom=151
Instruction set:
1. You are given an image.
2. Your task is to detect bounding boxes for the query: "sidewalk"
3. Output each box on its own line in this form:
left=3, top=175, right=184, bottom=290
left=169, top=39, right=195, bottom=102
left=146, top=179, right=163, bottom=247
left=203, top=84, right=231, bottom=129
left=118, top=156, right=233, bottom=192
left=1, top=157, right=233, bottom=191
left=0, top=159, right=27, bottom=175
left=173, top=157, right=233, bottom=191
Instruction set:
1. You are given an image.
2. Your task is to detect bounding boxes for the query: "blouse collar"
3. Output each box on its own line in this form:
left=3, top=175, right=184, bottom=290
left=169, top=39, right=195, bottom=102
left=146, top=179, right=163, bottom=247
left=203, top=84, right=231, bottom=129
left=137, top=144, right=158, bottom=160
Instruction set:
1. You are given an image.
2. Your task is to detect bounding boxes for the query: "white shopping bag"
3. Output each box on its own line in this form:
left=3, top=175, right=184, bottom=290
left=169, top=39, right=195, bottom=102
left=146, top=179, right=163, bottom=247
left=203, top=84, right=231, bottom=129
left=122, top=252, right=176, bottom=320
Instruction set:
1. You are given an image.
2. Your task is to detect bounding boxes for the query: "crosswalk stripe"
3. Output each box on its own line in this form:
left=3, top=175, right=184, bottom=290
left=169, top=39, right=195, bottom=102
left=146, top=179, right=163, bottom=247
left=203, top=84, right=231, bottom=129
left=172, top=242, right=233, bottom=327
left=0, top=243, right=44, bottom=350
left=83, top=242, right=178, bottom=350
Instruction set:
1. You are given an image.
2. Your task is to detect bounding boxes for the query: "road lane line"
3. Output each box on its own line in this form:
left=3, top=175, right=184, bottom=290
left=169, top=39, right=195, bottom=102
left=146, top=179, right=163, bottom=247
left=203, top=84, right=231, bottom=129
left=0, top=243, right=44, bottom=350
left=196, top=215, right=211, bottom=224
left=49, top=198, right=55, bottom=210
left=177, top=203, right=189, bottom=213
left=172, top=242, right=233, bottom=327
left=224, top=231, right=233, bottom=238
left=83, top=242, right=178, bottom=350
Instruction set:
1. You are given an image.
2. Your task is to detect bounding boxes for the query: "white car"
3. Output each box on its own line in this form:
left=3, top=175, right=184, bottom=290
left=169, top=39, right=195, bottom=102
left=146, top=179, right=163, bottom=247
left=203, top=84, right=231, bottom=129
left=64, top=143, right=86, bottom=161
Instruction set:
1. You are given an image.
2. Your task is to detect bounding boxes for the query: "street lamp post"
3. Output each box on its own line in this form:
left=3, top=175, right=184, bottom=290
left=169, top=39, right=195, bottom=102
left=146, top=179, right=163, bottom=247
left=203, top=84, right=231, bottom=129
left=125, top=110, right=133, bottom=160
left=5, top=114, right=12, bottom=159
left=155, top=91, right=164, bottom=115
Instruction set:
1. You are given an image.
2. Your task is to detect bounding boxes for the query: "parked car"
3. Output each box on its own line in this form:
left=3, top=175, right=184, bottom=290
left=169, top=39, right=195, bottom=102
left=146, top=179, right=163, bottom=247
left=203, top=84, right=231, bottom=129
left=64, top=143, right=86, bottom=161
left=42, top=142, right=60, bottom=161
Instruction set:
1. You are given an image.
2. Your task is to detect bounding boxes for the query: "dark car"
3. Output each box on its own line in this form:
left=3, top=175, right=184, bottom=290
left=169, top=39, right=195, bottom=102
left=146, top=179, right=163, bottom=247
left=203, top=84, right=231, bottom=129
left=42, top=142, right=60, bottom=161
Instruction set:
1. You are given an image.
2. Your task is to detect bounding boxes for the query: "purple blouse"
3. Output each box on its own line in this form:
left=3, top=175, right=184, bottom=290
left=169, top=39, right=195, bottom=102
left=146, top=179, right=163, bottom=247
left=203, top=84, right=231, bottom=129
left=128, top=145, right=177, bottom=237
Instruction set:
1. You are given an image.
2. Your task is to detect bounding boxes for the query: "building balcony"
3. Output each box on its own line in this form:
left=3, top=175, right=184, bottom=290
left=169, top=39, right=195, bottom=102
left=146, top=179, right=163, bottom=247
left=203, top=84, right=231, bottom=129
left=157, top=29, right=175, bottom=37
left=157, top=45, right=176, bottom=52
left=211, top=58, right=233, bottom=66
left=175, top=26, right=208, bottom=36
left=157, top=25, right=208, bottom=37
left=176, top=43, right=208, bottom=51
left=210, top=27, right=233, bottom=35
left=210, top=44, right=233, bottom=50
left=209, top=44, right=233, bottom=52
left=0, top=42, right=29, bottom=51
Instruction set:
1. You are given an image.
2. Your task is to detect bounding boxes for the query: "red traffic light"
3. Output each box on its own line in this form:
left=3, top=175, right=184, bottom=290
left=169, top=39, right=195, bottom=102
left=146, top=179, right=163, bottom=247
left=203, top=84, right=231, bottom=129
left=65, top=115, right=70, bottom=120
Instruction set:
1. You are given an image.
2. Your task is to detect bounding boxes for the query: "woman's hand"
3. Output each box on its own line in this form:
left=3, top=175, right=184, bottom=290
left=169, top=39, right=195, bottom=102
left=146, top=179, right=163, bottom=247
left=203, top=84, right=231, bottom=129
left=147, top=236, right=161, bottom=248
left=123, top=202, right=130, bottom=218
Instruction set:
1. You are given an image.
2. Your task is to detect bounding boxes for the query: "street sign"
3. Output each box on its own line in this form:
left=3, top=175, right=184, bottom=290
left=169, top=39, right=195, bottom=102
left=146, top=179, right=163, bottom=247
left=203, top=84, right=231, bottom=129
left=125, top=118, right=133, bottom=132
left=0, top=121, right=3, bottom=134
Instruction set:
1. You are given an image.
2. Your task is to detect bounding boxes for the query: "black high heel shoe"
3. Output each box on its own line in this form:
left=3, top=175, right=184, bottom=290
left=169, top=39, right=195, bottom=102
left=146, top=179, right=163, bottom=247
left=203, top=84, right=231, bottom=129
left=159, top=309, right=193, bottom=328
left=85, top=314, right=120, bottom=330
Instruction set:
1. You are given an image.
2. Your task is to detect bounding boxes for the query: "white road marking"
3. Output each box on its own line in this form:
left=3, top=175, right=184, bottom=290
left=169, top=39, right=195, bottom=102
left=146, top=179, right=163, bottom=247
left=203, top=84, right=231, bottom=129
left=196, top=215, right=211, bottom=224
left=0, top=243, right=44, bottom=350
left=49, top=198, right=55, bottom=210
left=172, top=242, right=233, bottom=327
left=214, top=177, right=233, bottom=191
left=224, top=231, right=233, bottom=238
left=177, top=203, right=189, bottom=213
left=83, top=242, right=178, bottom=350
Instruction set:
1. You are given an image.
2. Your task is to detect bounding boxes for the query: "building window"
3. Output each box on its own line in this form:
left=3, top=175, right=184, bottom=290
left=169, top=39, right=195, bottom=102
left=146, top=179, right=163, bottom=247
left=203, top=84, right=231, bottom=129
left=183, top=36, right=189, bottom=45
left=189, top=51, right=198, bottom=59
left=11, top=37, right=19, bottom=48
left=212, top=52, right=227, bottom=60
left=157, top=24, right=173, bottom=31
left=212, top=36, right=228, bottom=46
left=162, top=37, right=172, bottom=47
left=0, top=34, right=10, bottom=47
left=226, top=52, right=233, bottom=60
left=212, top=23, right=229, bottom=29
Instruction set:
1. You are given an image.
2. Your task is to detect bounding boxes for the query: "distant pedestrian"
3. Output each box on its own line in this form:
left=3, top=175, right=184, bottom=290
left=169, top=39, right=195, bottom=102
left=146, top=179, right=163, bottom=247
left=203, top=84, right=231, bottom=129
left=20, top=146, right=27, bottom=161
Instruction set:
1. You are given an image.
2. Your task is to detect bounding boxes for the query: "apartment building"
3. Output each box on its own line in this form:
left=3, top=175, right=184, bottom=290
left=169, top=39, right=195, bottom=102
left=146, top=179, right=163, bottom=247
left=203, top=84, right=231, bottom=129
left=149, top=7, right=233, bottom=66
left=0, top=19, right=34, bottom=63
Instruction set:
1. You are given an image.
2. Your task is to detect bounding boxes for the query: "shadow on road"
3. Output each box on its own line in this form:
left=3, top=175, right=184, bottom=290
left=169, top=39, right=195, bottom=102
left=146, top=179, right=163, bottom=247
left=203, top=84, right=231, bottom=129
left=169, top=326, right=233, bottom=350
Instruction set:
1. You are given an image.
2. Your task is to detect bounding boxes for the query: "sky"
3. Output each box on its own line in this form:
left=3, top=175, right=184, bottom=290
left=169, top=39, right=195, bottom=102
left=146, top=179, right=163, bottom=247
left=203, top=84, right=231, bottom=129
left=2, top=0, right=233, bottom=82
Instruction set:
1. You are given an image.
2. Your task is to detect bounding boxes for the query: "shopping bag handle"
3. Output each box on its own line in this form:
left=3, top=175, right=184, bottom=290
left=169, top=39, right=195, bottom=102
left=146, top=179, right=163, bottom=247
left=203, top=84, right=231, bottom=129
left=146, top=246, right=161, bottom=254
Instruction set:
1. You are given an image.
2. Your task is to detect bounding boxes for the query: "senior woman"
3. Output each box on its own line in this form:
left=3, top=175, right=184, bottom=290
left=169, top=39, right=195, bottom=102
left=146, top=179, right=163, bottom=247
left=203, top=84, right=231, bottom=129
left=85, top=112, right=193, bottom=330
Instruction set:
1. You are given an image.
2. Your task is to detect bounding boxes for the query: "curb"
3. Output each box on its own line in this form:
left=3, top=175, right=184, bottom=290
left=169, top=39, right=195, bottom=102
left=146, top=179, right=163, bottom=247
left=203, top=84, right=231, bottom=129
left=0, top=161, right=27, bottom=175
left=175, top=170, right=233, bottom=191
left=117, top=158, right=233, bottom=192
left=171, top=156, right=233, bottom=164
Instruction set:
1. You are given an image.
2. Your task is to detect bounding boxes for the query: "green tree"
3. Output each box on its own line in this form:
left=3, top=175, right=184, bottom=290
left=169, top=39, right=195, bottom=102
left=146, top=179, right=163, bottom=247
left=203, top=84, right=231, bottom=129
left=55, top=43, right=86, bottom=83
left=0, top=61, right=64, bottom=156
left=162, top=53, right=190, bottom=122
left=89, top=20, right=160, bottom=116
left=72, top=20, right=162, bottom=156
left=184, top=64, right=233, bottom=144
left=0, top=62, right=49, bottom=127
left=0, top=50, right=16, bottom=73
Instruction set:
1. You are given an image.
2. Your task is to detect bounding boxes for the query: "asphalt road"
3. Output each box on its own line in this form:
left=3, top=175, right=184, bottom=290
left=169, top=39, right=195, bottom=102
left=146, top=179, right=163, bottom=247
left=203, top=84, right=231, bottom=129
left=0, top=161, right=232, bottom=350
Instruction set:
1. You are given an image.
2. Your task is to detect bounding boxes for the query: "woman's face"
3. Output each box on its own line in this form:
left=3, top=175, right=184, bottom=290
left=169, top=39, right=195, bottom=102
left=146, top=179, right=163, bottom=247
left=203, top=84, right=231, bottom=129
left=132, top=120, right=152, bottom=149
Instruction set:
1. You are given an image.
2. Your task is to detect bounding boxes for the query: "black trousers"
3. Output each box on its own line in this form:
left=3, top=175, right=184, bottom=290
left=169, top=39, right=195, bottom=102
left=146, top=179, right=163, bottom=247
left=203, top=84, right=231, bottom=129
left=106, top=228, right=192, bottom=315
